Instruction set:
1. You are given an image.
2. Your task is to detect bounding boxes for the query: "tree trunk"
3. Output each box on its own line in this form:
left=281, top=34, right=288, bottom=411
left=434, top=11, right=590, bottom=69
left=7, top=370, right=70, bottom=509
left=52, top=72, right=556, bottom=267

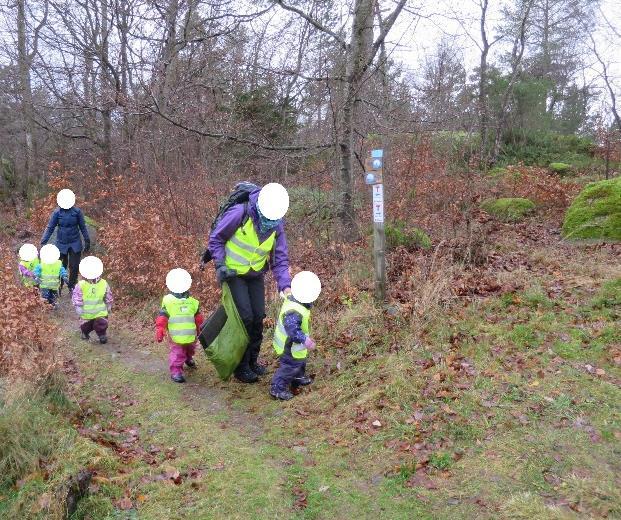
left=339, top=0, right=373, bottom=238
left=491, top=0, right=534, bottom=164
left=16, top=0, right=36, bottom=197
left=478, top=0, right=490, bottom=169
left=100, top=0, right=112, bottom=170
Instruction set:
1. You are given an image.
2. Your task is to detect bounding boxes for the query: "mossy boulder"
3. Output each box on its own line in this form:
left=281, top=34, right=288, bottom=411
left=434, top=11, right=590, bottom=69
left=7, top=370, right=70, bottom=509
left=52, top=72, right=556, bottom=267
left=562, top=177, right=621, bottom=242
left=385, top=220, right=431, bottom=250
left=481, top=198, right=536, bottom=222
left=549, top=162, right=572, bottom=175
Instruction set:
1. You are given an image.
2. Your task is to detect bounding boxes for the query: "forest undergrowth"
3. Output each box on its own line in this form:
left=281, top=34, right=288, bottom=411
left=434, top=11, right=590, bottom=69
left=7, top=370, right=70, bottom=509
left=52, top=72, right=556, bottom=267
left=1, top=146, right=620, bottom=518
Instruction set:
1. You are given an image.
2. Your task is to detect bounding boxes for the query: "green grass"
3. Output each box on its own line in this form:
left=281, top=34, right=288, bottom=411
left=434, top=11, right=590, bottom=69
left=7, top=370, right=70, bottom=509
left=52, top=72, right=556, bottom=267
left=0, top=375, right=116, bottom=519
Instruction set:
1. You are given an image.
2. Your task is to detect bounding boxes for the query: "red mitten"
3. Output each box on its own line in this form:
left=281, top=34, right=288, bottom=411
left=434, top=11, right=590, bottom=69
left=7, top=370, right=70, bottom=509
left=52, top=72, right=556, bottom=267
left=194, top=313, right=205, bottom=334
left=155, top=315, right=168, bottom=343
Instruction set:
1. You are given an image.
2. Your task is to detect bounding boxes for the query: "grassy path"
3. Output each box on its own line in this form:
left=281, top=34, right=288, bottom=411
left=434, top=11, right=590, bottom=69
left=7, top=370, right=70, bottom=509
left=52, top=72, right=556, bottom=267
left=54, top=296, right=427, bottom=519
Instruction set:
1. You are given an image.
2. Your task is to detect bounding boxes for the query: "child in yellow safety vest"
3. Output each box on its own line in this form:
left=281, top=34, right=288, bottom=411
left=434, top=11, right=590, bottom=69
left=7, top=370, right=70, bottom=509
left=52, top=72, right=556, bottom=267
left=72, top=256, right=113, bottom=344
left=155, top=268, right=205, bottom=383
left=270, top=271, right=321, bottom=401
left=18, top=243, right=40, bottom=287
left=34, top=244, right=68, bottom=308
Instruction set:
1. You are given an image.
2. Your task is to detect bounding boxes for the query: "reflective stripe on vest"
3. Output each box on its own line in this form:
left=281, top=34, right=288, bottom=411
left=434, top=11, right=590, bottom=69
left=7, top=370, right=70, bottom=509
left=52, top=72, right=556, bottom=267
left=272, top=297, right=311, bottom=359
left=162, top=294, right=199, bottom=344
left=19, top=259, right=40, bottom=287
left=224, top=218, right=276, bottom=275
left=40, top=260, right=62, bottom=290
left=78, top=279, right=109, bottom=320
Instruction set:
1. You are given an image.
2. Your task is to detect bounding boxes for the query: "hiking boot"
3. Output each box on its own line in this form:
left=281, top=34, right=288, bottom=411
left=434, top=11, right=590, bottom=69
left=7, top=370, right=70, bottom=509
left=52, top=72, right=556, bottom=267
left=171, top=374, right=186, bottom=383
left=185, top=359, right=197, bottom=369
left=98, top=335, right=108, bottom=344
left=250, top=363, right=267, bottom=376
left=292, top=376, right=313, bottom=387
left=270, top=388, right=294, bottom=401
left=80, top=331, right=90, bottom=341
left=234, top=367, right=259, bottom=384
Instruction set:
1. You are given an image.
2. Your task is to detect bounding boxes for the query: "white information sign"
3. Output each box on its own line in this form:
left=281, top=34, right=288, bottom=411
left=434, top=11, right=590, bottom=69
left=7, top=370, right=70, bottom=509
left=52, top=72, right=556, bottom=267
left=372, top=183, right=384, bottom=223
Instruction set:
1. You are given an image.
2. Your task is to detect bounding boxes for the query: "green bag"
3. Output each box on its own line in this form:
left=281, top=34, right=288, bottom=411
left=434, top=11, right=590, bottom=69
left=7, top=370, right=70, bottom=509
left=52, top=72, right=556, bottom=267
left=199, top=282, right=249, bottom=381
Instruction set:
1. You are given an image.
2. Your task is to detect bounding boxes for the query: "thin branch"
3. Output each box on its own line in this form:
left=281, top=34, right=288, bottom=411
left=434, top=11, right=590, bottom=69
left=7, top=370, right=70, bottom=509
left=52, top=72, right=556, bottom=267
left=274, top=0, right=348, bottom=49
left=148, top=91, right=333, bottom=152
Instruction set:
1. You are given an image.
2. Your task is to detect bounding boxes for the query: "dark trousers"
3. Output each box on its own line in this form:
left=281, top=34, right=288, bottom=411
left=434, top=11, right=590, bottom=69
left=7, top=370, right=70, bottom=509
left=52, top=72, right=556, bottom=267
left=41, top=288, right=59, bottom=305
left=60, top=248, right=81, bottom=291
left=271, top=354, right=306, bottom=392
left=228, top=275, right=265, bottom=371
left=80, top=318, right=108, bottom=338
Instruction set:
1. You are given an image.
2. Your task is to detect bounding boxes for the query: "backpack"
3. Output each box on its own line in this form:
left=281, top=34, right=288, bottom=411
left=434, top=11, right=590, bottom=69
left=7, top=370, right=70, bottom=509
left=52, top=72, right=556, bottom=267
left=200, top=182, right=259, bottom=265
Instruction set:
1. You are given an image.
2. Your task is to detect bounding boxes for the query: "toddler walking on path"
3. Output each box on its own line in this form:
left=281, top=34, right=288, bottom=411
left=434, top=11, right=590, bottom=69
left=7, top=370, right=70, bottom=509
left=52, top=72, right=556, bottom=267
left=155, top=268, right=204, bottom=383
left=72, top=256, right=113, bottom=344
left=271, top=271, right=321, bottom=401
left=18, top=243, right=40, bottom=287
left=35, top=244, right=68, bottom=308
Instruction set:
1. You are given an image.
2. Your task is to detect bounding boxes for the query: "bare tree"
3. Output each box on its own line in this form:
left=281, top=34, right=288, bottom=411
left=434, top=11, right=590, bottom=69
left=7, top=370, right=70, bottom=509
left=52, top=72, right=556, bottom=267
left=276, top=0, right=408, bottom=237
left=490, top=0, right=535, bottom=163
left=16, top=0, right=47, bottom=194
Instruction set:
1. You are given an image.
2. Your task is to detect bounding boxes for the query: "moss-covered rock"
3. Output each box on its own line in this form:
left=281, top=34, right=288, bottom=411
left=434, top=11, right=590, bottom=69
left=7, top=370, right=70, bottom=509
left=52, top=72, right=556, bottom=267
left=549, top=162, right=572, bottom=175
left=385, top=220, right=431, bottom=250
left=562, top=177, right=621, bottom=242
left=481, top=198, right=536, bottom=222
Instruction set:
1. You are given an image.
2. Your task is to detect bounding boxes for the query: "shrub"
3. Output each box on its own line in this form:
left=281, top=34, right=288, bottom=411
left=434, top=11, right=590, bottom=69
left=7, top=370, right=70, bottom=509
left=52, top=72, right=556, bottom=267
left=385, top=220, right=431, bottom=250
left=548, top=162, right=572, bottom=175
left=562, top=177, right=621, bottom=241
left=481, top=198, right=536, bottom=222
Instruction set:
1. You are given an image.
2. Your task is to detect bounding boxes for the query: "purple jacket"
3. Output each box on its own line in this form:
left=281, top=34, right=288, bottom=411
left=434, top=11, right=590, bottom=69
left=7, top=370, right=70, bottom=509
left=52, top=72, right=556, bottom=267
left=283, top=310, right=309, bottom=344
left=208, top=190, right=291, bottom=292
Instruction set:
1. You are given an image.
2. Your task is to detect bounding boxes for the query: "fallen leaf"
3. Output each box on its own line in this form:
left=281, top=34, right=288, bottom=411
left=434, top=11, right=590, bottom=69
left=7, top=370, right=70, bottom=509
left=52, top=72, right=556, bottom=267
left=117, top=497, right=133, bottom=510
left=441, top=404, right=457, bottom=415
left=528, top=380, right=540, bottom=387
left=35, top=493, right=51, bottom=512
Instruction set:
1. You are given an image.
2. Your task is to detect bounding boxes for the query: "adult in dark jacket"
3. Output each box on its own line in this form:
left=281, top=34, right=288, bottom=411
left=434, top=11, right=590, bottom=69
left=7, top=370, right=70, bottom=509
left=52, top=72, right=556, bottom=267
left=41, top=189, right=91, bottom=293
left=208, top=183, right=292, bottom=383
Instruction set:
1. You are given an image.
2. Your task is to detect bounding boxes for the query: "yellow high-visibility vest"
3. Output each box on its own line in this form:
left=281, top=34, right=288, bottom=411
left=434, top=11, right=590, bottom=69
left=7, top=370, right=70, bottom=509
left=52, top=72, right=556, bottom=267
left=78, top=279, right=109, bottom=319
left=224, top=218, right=276, bottom=275
left=162, top=294, right=199, bottom=344
left=273, top=297, right=311, bottom=360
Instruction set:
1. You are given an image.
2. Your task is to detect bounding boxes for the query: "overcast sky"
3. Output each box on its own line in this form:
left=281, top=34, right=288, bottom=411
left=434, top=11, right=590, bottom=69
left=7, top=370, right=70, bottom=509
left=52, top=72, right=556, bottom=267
left=388, top=0, right=621, bottom=90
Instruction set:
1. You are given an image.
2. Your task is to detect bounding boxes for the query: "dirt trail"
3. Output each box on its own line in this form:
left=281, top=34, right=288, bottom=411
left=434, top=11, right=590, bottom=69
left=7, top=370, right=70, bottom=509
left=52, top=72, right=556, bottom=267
left=53, top=292, right=268, bottom=440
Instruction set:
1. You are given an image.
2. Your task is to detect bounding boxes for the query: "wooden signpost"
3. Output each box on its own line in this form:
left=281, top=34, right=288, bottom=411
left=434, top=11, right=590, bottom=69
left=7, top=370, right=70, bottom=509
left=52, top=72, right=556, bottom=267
left=365, top=149, right=386, bottom=301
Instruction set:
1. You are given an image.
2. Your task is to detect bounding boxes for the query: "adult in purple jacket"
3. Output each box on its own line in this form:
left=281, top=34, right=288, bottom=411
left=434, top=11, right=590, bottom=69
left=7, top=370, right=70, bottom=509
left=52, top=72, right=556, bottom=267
left=208, top=183, right=292, bottom=383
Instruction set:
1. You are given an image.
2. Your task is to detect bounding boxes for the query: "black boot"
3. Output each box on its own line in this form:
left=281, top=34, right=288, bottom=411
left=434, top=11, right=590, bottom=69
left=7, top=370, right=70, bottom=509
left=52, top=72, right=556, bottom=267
left=234, top=367, right=258, bottom=384
left=185, top=359, right=197, bottom=369
left=80, top=331, right=90, bottom=341
left=250, top=362, right=267, bottom=376
left=292, top=376, right=313, bottom=387
left=270, top=388, right=294, bottom=401
left=171, top=374, right=186, bottom=383
left=98, top=335, right=108, bottom=344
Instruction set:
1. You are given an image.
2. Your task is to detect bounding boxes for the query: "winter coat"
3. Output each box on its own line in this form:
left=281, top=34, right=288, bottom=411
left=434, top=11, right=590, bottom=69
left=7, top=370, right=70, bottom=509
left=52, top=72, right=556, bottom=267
left=41, top=207, right=90, bottom=254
